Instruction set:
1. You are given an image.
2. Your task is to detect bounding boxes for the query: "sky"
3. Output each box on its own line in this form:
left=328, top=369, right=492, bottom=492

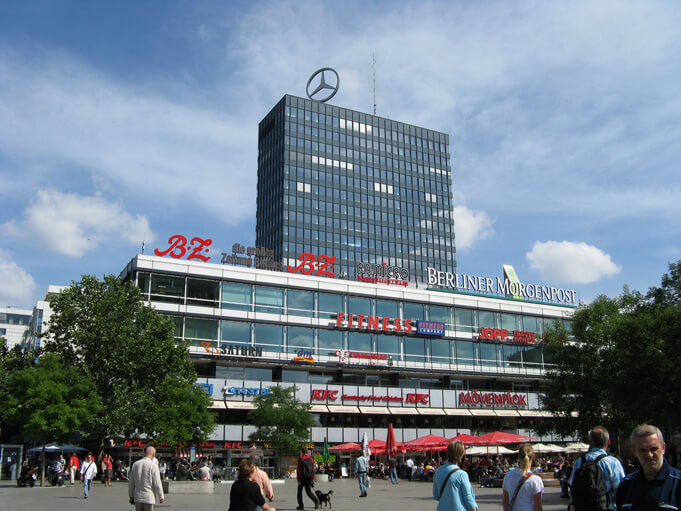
left=1, top=0, right=680, bottom=309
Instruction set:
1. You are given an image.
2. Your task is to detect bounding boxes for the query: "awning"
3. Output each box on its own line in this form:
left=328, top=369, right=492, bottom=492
left=494, top=410, right=521, bottom=417
left=210, top=400, right=226, bottom=409
left=327, top=405, right=360, bottom=414
left=416, top=408, right=447, bottom=415
left=358, top=406, right=391, bottom=414
left=389, top=407, right=420, bottom=415
left=309, top=405, right=329, bottom=413
left=444, top=409, right=472, bottom=416
left=516, top=410, right=537, bottom=417
left=467, top=409, right=497, bottom=416
left=225, top=401, right=256, bottom=410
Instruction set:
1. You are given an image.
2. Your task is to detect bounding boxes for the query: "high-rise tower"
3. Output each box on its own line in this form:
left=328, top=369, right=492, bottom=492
left=256, top=94, right=456, bottom=283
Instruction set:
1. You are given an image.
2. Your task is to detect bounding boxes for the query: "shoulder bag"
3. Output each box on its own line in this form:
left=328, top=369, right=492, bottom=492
left=509, top=472, right=533, bottom=509
left=438, top=467, right=460, bottom=498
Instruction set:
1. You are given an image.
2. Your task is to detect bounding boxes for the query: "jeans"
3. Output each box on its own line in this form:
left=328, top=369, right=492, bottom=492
left=84, top=478, right=92, bottom=498
left=297, top=481, right=319, bottom=508
left=390, top=468, right=399, bottom=484
left=357, top=472, right=368, bottom=496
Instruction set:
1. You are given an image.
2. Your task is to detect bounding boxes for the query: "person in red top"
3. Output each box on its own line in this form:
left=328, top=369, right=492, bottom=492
left=104, top=454, right=113, bottom=486
left=296, top=448, right=320, bottom=510
left=68, top=453, right=81, bottom=485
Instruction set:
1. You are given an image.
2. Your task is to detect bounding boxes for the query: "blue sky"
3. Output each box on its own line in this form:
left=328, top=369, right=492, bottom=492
left=1, top=0, right=680, bottom=308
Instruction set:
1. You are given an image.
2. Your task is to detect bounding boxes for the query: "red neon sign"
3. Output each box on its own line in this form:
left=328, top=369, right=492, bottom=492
left=336, top=313, right=413, bottom=333
left=154, top=234, right=212, bottom=262
left=287, top=253, right=336, bottom=277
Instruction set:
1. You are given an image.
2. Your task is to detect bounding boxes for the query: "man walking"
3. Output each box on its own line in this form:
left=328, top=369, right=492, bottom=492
left=129, top=446, right=165, bottom=511
left=389, top=456, right=399, bottom=484
left=80, top=452, right=97, bottom=499
left=296, top=448, right=319, bottom=510
left=354, top=452, right=369, bottom=497
left=569, top=425, right=625, bottom=511
left=616, top=424, right=681, bottom=510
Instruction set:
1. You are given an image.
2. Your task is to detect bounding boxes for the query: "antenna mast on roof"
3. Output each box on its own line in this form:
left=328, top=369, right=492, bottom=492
left=372, top=52, right=376, bottom=115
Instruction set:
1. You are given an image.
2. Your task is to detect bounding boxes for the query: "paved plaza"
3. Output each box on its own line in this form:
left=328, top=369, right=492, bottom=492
left=0, top=476, right=570, bottom=511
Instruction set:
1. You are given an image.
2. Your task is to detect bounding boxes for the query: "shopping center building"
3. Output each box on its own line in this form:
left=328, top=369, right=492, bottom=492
left=119, top=247, right=576, bottom=463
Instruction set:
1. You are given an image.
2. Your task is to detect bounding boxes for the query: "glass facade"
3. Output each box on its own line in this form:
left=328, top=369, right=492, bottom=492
left=256, top=95, right=456, bottom=284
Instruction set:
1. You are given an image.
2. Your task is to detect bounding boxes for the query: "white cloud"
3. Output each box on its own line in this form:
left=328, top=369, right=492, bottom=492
left=2, top=190, right=154, bottom=257
left=453, top=206, right=494, bottom=250
left=526, top=241, right=621, bottom=284
left=0, top=250, right=37, bottom=307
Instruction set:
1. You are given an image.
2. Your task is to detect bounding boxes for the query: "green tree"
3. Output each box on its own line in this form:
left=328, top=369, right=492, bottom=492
left=0, top=338, right=41, bottom=442
left=4, top=353, right=99, bottom=485
left=43, top=274, right=214, bottom=449
left=540, top=261, right=681, bottom=448
left=248, top=386, right=315, bottom=473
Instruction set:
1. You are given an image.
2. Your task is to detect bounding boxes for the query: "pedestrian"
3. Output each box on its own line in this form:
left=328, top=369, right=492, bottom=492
left=389, top=455, right=399, bottom=484
left=128, top=446, right=165, bottom=511
left=296, top=448, right=320, bottom=510
left=104, top=454, right=113, bottom=486
left=433, top=440, right=477, bottom=511
left=502, top=444, right=543, bottom=511
left=569, top=425, right=624, bottom=511
left=406, top=457, right=414, bottom=481
left=80, top=452, right=98, bottom=499
left=229, top=459, right=275, bottom=511
left=68, top=452, right=80, bottom=485
left=616, top=424, right=681, bottom=510
left=250, top=456, right=274, bottom=511
left=354, top=452, right=370, bottom=498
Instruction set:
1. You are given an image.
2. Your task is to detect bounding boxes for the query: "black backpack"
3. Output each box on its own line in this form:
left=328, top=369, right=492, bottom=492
left=571, top=453, right=608, bottom=511
left=301, top=457, right=314, bottom=482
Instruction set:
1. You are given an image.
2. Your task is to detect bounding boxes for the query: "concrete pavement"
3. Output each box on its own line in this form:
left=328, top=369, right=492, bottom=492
left=0, top=476, right=571, bottom=511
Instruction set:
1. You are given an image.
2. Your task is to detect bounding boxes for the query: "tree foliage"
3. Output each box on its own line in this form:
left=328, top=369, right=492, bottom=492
left=248, top=386, right=315, bottom=455
left=0, top=338, right=41, bottom=441
left=540, top=261, right=681, bottom=445
left=43, top=274, right=214, bottom=446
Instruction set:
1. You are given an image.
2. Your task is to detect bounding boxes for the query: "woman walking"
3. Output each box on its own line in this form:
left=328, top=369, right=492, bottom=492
left=502, top=444, right=544, bottom=511
left=432, top=440, right=478, bottom=511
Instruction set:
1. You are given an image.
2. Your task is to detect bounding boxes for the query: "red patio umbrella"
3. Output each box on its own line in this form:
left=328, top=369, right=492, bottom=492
left=403, top=434, right=449, bottom=451
left=385, top=424, right=398, bottom=456
left=432, top=433, right=480, bottom=451
left=368, top=439, right=386, bottom=449
left=474, top=431, right=535, bottom=445
left=328, top=442, right=361, bottom=451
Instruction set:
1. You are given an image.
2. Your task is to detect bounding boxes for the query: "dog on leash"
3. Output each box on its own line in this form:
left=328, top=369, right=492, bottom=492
left=315, top=489, right=333, bottom=508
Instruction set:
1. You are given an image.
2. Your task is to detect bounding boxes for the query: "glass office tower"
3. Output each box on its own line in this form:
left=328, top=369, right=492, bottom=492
left=256, top=95, right=456, bottom=283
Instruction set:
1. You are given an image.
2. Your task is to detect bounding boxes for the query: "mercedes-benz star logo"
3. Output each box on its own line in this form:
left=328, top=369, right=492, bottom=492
left=306, top=67, right=339, bottom=103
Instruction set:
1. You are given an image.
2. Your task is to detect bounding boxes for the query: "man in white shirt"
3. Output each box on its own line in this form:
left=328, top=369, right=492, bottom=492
left=80, top=452, right=98, bottom=499
left=406, top=458, right=415, bottom=481
left=129, top=446, right=165, bottom=511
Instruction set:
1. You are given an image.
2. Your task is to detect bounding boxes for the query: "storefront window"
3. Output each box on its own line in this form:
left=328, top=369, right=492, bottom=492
left=254, top=324, right=284, bottom=352
left=376, top=334, right=400, bottom=360
left=281, top=369, right=308, bottom=382
left=500, top=313, right=517, bottom=332
left=348, top=332, right=371, bottom=352
left=185, top=318, right=218, bottom=342
left=455, top=341, right=477, bottom=365
left=403, top=302, right=424, bottom=321
left=522, top=315, right=541, bottom=334
left=255, top=286, right=284, bottom=314
left=222, top=282, right=252, bottom=311
left=404, top=337, right=426, bottom=363
left=287, top=289, right=314, bottom=317
left=348, top=296, right=371, bottom=316
left=187, top=278, right=219, bottom=308
left=150, top=274, right=185, bottom=304
left=501, top=344, right=523, bottom=368
left=375, top=299, right=399, bottom=318
left=430, top=339, right=450, bottom=363
left=479, top=343, right=499, bottom=367
left=318, top=329, right=343, bottom=356
left=428, top=305, right=451, bottom=326
left=478, top=310, right=496, bottom=330
left=523, top=345, right=543, bottom=368
left=137, top=272, right=150, bottom=298
left=454, top=308, right=474, bottom=333
left=288, top=327, right=314, bottom=350
left=220, top=320, right=251, bottom=344
left=317, top=293, right=343, bottom=319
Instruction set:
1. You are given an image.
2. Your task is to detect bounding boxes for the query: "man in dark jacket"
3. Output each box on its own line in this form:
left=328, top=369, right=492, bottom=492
left=296, top=448, right=319, bottom=510
left=616, top=424, right=681, bottom=510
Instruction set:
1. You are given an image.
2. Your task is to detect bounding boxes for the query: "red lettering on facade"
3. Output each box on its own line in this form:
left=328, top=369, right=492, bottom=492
left=154, top=234, right=213, bottom=261
left=287, top=253, right=337, bottom=277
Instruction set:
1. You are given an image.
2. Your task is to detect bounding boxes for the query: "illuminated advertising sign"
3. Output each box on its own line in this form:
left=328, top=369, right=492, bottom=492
left=222, top=243, right=281, bottom=271
left=334, top=349, right=393, bottom=366
left=287, top=253, right=336, bottom=277
left=222, top=386, right=272, bottom=397
left=155, top=234, right=212, bottom=261
left=310, top=389, right=427, bottom=403
left=200, top=342, right=262, bottom=360
left=459, top=390, right=528, bottom=408
left=426, top=265, right=577, bottom=305
left=293, top=349, right=314, bottom=363
left=356, top=261, right=409, bottom=286
left=478, top=328, right=538, bottom=344
left=416, top=320, right=445, bottom=336
left=335, top=313, right=413, bottom=333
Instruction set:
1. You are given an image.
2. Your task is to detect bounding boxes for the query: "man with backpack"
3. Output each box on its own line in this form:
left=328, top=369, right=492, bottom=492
left=569, top=426, right=625, bottom=511
left=296, top=448, right=320, bottom=510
